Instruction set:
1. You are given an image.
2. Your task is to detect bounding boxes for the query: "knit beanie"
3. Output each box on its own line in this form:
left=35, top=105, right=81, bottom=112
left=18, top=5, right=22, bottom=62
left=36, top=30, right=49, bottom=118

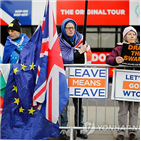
left=123, top=26, right=137, bottom=38
left=7, top=18, right=21, bottom=32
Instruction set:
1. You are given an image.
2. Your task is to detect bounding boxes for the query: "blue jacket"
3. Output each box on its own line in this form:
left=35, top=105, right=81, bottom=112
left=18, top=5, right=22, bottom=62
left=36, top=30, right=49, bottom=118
left=3, top=33, right=29, bottom=63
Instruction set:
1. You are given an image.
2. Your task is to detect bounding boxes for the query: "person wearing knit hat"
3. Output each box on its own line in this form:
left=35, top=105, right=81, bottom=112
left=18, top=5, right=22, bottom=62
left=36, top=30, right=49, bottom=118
left=3, top=19, right=29, bottom=63
left=106, top=26, right=139, bottom=140
left=123, top=26, right=137, bottom=38
left=7, top=18, right=21, bottom=33
left=123, top=26, right=138, bottom=43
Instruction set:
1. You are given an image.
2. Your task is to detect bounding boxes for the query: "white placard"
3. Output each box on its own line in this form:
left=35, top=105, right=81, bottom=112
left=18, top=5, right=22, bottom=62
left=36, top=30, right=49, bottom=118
left=111, top=69, right=140, bottom=102
left=69, top=67, right=109, bottom=99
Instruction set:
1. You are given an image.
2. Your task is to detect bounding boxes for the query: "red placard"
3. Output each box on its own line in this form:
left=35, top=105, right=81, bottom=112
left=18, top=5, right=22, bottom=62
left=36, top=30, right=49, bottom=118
left=57, top=0, right=129, bottom=25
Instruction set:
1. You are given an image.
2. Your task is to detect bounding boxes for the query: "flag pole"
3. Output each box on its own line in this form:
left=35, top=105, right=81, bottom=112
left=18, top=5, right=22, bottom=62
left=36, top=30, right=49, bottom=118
left=83, top=0, right=88, bottom=45
left=78, top=0, right=88, bottom=135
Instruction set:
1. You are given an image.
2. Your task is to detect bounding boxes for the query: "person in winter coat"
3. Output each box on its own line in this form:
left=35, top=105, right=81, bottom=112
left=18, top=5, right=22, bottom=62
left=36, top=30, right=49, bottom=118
left=58, top=18, right=92, bottom=140
left=106, top=26, right=140, bottom=140
left=3, top=18, right=29, bottom=64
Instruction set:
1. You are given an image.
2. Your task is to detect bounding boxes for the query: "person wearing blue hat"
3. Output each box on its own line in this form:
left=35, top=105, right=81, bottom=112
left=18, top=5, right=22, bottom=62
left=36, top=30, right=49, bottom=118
left=58, top=18, right=92, bottom=140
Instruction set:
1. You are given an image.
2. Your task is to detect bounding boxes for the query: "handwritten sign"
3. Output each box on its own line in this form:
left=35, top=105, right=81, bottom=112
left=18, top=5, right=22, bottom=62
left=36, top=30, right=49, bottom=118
left=111, top=69, right=140, bottom=102
left=121, top=43, right=140, bottom=66
left=69, top=67, right=109, bottom=99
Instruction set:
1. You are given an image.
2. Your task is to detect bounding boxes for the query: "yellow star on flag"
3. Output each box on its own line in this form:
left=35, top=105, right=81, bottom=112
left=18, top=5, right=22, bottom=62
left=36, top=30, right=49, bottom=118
left=21, top=63, right=27, bottom=71
left=13, top=67, right=19, bottom=74
left=30, top=62, right=36, bottom=70
left=28, top=107, right=36, bottom=115
left=12, top=85, right=18, bottom=93
left=14, top=98, right=19, bottom=105
left=19, top=106, right=25, bottom=113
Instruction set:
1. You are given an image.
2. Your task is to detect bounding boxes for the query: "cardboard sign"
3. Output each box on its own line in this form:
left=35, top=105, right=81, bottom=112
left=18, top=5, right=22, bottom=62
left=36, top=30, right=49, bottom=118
left=111, top=69, right=140, bottom=102
left=69, top=67, right=109, bottom=99
left=121, top=43, right=140, bottom=66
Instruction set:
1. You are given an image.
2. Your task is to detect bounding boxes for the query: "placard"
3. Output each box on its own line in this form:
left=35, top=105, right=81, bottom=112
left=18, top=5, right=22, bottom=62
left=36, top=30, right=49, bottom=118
left=121, top=43, right=140, bottom=66
left=111, top=69, right=140, bottom=102
left=69, top=67, right=109, bottom=99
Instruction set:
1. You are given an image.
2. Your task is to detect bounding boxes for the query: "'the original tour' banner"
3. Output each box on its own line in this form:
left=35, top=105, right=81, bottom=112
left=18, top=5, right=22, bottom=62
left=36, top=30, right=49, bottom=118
left=121, top=43, right=140, bottom=66
left=111, top=69, right=140, bottom=102
left=69, top=67, right=109, bottom=99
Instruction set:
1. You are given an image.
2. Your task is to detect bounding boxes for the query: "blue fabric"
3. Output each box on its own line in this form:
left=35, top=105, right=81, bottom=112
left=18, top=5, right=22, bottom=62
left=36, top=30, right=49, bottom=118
left=32, top=2, right=69, bottom=123
left=0, top=56, right=2, bottom=63
left=58, top=31, right=82, bottom=64
left=61, top=18, right=77, bottom=43
left=3, top=33, right=29, bottom=63
left=1, top=26, right=60, bottom=139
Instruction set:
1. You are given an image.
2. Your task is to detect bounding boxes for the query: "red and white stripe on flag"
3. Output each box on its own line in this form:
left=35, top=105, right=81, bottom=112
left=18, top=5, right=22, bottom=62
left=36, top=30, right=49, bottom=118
left=33, top=0, right=69, bottom=124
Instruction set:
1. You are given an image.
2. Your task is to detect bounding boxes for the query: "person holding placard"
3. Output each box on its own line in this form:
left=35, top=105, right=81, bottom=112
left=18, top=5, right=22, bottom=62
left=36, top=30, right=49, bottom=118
left=106, top=26, right=140, bottom=140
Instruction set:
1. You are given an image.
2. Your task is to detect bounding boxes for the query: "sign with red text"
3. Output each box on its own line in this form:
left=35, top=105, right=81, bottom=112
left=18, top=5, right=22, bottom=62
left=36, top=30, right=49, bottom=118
left=121, top=43, right=140, bottom=66
left=111, top=69, right=140, bottom=102
left=69, top=67, right=109, bottom=98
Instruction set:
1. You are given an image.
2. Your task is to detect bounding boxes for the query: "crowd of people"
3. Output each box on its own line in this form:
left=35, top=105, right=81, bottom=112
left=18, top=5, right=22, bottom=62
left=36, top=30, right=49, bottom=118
left=1, top=18, right=140, bottom=140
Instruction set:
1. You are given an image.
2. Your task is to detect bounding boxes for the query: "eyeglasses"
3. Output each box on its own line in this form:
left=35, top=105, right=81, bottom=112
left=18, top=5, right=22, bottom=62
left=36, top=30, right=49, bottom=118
left=65, top=27, right=75, bottom=30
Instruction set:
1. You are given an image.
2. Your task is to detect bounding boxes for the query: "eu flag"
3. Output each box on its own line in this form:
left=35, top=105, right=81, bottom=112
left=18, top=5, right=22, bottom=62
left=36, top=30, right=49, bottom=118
left=0, top=26, right=60, bottom=139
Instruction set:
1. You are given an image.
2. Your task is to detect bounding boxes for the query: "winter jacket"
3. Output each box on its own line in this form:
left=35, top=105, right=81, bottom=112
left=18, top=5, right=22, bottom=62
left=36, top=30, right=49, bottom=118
left=106, top=45, right=122, bottom=66
left=3, top=33, right=29, bottom=63
left=106, top=43, right=140, bottom=71
left=58, top=31, right=92, bottom=64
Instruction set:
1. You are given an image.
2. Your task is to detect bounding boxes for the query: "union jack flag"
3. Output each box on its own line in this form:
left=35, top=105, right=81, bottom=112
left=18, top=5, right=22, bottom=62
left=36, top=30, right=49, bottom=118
left=33, top=0, right=69, bottom=123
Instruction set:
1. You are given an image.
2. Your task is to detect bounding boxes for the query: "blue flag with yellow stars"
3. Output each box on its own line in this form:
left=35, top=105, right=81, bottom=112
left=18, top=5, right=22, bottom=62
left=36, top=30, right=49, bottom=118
left=0, top=26, right=60, bottom=139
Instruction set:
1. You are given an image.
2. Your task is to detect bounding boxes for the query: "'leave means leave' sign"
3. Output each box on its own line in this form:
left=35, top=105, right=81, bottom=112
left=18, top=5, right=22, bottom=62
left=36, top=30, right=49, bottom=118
left=69, top=67, right=109, bottom=99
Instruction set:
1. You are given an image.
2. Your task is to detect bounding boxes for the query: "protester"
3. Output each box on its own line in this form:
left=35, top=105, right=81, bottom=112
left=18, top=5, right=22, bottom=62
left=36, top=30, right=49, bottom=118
left=3, top=18, right=29, bottom=63
left=58, top=18, right=92, bottom=140
left=106, top=26, right=140, bottom=140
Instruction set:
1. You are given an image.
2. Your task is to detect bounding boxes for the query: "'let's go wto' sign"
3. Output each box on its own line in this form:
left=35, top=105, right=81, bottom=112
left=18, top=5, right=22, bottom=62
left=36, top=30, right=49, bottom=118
left=111, top=69, right=140, bottom=102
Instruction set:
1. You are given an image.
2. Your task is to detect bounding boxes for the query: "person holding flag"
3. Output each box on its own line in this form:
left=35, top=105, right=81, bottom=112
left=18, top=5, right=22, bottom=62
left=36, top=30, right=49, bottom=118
left=58, top=18, right=92, bottom=139
left=1, top=0, right=68, bottom=139
left=3, top=18, right=29, bottom=63
left=1, top=19, right=29, bottom=117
